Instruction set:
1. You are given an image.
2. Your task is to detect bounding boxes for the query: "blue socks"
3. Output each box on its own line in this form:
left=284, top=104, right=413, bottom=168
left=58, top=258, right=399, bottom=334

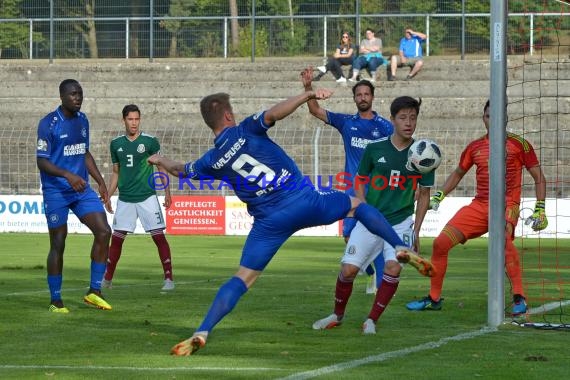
left=354, top=203, right=406, bottom=249
left=47, top=274, right=62, bottom=302
left=48, top=261, right=106, bottom=302
left=90, top=261, right=106, bottom=291
left=373, top=254, right=385, bottom=288
left=197, top=276, right=248, bottom=333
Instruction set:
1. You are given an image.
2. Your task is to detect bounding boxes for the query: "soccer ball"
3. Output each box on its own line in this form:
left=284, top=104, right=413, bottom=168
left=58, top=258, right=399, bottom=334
left=406, top=139, right=442, bottom=174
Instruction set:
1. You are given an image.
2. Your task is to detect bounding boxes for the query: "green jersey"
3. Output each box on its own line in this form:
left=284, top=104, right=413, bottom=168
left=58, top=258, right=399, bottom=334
left=110, top=132, right=160, bottom=202
left=357, top=137, right=434, bottom=225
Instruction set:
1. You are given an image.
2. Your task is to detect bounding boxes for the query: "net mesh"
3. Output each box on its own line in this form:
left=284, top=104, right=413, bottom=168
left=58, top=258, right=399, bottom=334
left=507, top=0, right=570, bottom=329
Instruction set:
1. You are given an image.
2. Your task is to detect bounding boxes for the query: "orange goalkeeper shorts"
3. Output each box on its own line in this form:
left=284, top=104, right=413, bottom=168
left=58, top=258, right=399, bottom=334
left=446, top=198, right=520, bottom=242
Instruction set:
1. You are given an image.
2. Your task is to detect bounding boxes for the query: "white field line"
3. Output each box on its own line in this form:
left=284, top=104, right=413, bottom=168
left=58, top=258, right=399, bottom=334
left=277, top=326, right=497, bottom=380
left=0, top=364, right=287, bottom=372
left=527, top=299, right=570, bottom=315
left=0, top=327, right=497, bottom=376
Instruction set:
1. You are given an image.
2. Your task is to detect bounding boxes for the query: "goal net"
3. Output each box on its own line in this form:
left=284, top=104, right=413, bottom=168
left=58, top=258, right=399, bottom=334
left=506, top=0, right=570, bottom=329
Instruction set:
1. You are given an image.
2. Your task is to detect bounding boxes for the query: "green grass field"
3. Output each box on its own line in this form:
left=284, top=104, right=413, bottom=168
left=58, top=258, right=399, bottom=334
left=1, top=233, right=569, bottom=379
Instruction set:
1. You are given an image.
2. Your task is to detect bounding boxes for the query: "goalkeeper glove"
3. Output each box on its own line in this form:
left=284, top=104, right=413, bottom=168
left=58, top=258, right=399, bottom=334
left=429, top=190, right=445, bottom=211
left=525, top=200, right=548, bottom=231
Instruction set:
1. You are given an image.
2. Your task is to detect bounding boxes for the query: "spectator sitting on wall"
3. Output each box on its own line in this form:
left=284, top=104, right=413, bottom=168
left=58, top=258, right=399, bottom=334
left=388, top=28, right=427, bottom=81
left=349, top=28, right=385, bottom=83
left=314, top=31, right=355, bottom=84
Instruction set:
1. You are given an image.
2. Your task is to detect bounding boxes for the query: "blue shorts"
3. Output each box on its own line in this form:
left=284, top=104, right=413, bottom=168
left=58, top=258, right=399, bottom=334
left=43, top=187, right=105, bottom=228
left=240, top=189, right=351, bottom=271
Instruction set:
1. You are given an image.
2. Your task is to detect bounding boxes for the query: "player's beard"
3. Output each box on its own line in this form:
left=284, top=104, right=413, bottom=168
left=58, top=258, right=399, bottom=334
left=357, top=101, right=371, bottom=112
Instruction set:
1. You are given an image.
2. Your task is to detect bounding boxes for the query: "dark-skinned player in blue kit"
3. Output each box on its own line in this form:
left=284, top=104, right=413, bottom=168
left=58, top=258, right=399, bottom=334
left=36, top=79, right=112, bottom=313
left=150, top=88, right=434, bottom=356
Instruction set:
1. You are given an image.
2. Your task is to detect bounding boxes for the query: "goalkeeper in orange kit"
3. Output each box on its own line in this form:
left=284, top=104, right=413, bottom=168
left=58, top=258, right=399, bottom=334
left=406, top=100, right=547, bottom=316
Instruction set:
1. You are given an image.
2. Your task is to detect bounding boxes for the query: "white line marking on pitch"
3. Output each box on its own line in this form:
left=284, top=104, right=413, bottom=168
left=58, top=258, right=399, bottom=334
left=0, top=365, right=287, bottom=372
left=277, top=326, right=497, bottom=380
left=528, top=299, right=570, bottom=315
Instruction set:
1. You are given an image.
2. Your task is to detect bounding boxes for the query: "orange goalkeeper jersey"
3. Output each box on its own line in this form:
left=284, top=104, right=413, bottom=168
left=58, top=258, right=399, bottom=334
left=458, top=132, right=540, bottom=203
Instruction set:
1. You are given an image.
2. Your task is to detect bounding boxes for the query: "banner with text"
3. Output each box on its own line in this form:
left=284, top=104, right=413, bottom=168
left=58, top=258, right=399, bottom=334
left=224, top=196, right=340, bottom=236
left=0, top=195, right=567, bottom=238
left=166, top=195, right=225, bottom=235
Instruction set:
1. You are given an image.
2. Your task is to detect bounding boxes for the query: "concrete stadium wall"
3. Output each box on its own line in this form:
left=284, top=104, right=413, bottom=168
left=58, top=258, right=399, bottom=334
left=0, top=57, right=568, bottom=199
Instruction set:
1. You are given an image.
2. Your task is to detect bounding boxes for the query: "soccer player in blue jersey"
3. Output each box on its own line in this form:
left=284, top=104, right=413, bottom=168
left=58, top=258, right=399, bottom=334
left=302, top=67, right=391, bottom=293
left=36, top=79, right=112, bottom=313
left=150, top=89, right=433, bottom=355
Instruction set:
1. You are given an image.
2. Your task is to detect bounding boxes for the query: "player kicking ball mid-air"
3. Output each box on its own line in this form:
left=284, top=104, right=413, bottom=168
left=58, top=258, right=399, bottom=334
left=149, top=88, right=435, bottom=355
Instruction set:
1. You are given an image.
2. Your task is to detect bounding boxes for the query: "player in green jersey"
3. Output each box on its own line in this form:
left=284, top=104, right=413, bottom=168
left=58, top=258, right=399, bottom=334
left=103, top=104, right=174, bottom=291
left=313, top=96, right=434, bottom=334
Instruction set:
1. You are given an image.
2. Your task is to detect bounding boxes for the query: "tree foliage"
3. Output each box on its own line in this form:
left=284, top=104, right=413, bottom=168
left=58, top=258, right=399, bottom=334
left=54, top=0, right=98, bottom=58
left=1, top=1, right=567, bottom=59
left=0, top=0, right=43, bottom=58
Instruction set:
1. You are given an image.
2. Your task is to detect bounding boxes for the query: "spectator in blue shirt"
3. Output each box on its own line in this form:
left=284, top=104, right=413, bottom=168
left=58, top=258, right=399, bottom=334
left=388, top=28, right=427, bottom=81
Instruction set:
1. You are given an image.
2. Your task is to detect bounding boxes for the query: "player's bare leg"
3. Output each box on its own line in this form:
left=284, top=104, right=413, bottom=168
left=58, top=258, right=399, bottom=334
left=171, top=331, right=208, bottom=356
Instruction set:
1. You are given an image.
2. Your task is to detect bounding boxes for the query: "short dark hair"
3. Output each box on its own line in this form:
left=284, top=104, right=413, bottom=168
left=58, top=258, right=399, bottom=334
left=351, top=80, right=375, bottom=97
left=59, top=79, right=80, bottom=95
left=200, top=93, right=231, bottom=130
left=390, top=96, right=422, bottom=117
left=122, top=104, right=141, bottom=118
left=484, top=99, right=490, bottom=113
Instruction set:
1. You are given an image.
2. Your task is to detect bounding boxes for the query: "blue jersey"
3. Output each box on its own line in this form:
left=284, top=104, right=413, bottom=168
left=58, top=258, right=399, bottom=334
left=36, top=106, right=90, bottom=194
left=185, top=112, right=305, bottom=218
left=326, top=110, right=393, bottom=195
left=399, top=35, right=425, bottom=58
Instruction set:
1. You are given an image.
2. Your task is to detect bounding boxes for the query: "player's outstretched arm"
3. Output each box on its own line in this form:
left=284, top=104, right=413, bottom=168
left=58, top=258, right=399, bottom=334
left=264, top=88, right=333, bottom=126
left=429, top=166, right=466, bottom=211
left=441, top=166, right=466, bottom=195
left=148, top=154, right=185, bottom=177
left=301, top=67, right=328, bottom=123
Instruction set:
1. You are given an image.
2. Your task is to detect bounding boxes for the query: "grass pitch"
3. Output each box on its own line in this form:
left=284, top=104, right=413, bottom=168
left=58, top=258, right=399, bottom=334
left=0, top=233, right=568, bottom=379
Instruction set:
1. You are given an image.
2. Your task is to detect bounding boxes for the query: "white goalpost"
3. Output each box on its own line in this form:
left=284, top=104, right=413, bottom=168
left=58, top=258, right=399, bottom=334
left=491, top=0, right=570, bottom=329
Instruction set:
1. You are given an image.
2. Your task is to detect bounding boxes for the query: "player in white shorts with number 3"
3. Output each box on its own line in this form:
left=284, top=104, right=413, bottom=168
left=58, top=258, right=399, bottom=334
left=103, top=104, right=175, bottom=291
left=113, top=195, right=166, bottom=232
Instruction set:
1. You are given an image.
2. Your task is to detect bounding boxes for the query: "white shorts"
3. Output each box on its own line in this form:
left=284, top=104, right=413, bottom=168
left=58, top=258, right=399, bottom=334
left=341, top=216, right=414, bottom=270
left=113, top=195, right=166, bottom=232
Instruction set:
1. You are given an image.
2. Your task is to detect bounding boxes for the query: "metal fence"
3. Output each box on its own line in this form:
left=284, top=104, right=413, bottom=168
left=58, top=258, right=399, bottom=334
left=0, top=12, right=568, bottom=61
